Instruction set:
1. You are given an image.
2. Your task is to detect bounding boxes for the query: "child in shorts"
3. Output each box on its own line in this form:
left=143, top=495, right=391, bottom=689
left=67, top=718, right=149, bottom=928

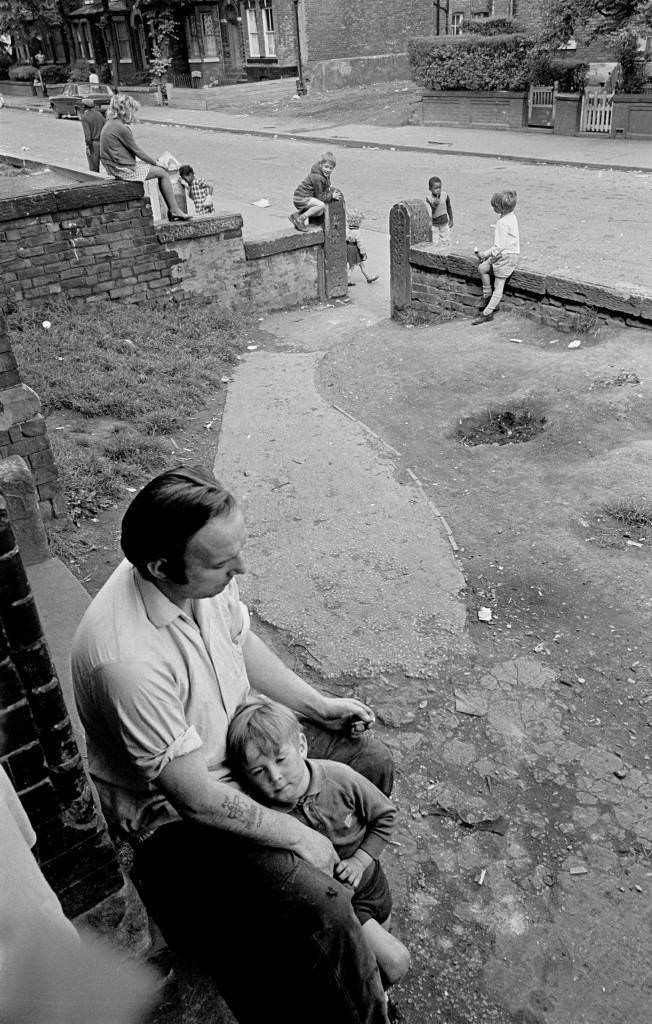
left=227, top=696, right=410, bottom=992
left=346, top=209, right=379, bottom=286
left=472, top=189, right=520, bottom=325
left=426, top=175, right=453, bottom=249
left=178, top=164, right=214, bottom=214
left=290, top=151, right=343, bottom=232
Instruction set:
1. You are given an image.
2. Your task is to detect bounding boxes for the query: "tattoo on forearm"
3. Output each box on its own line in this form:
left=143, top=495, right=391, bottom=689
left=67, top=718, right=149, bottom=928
left=221, top=793, right=263, bottom=831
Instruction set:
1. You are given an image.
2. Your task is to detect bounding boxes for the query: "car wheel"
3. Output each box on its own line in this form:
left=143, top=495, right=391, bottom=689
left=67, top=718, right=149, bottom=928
left=75, top=106, right=81, bottom=119
left=56, top=110, right=63, bottom=118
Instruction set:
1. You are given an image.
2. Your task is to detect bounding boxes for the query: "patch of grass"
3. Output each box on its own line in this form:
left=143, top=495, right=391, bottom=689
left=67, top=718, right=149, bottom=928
left=9, top=297, right=244, bottom=427
left=9, top=297, right=250, bottom=550
left=583, top=498, right=652, bottom=549
left=574, top=305, right=600, bottom=337
left=456, top=405, right=546, bottom=446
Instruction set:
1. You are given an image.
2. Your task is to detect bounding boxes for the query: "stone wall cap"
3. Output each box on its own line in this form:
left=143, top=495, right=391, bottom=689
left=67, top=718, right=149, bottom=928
left=0, top=384, right=42, bottom=431
left=157, top=213, right=243, bottom=242
left=245, top=227, right=323, bottom=259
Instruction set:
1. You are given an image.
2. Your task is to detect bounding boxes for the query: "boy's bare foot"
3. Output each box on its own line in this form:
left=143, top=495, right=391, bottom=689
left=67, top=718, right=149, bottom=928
left=365, top=275, right=379, bottom=284
left=347, top=281, right=356, bottom=287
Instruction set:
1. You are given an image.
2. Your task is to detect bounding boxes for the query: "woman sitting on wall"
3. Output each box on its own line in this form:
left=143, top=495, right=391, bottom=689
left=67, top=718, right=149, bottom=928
left=99, top=94, right=190, bottom=221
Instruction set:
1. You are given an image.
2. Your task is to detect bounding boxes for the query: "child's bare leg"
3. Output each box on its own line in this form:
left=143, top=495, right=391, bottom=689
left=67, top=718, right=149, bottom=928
left=302, top=198, right=326, bottom=223
left=484, top=276, right=507, bottom=314
left=359, top=261, right=378, bottom=284
left=361, top=918, right=410, bottom=988
left=478, top=259, right=493, bottom=302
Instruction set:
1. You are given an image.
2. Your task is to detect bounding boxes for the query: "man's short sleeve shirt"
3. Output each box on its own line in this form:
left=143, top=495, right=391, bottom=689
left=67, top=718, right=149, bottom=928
left=71, top=560, right=250, bottom=838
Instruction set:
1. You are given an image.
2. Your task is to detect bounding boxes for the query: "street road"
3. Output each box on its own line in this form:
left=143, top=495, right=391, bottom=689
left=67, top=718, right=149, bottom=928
left=1, top=105, right=651, bottom=291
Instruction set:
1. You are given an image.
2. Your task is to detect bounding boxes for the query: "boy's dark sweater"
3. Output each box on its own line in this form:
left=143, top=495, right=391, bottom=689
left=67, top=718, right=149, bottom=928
left=294, top=162, right=334, bottom=203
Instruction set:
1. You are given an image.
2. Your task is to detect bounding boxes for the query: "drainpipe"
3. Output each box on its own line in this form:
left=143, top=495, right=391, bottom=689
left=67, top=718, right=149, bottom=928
left=292, top=0, right=306, bottom=96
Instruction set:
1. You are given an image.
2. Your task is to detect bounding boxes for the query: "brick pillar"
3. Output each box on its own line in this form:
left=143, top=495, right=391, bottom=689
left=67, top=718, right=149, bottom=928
left=0, top=493, right=123, bottom=917
left=0, top=314, right=63, bottom=526
left=323, top=198, right=348, bottom=300
left=390, top=200, right=432, bottom=316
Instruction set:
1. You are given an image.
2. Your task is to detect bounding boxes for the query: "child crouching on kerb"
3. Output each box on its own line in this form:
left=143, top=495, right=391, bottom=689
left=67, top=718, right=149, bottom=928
left=472, top=189, right=520, bottom=325
left=290, top=151, right=343, bottom=231
left=226, top=696, right=411, bottom=1005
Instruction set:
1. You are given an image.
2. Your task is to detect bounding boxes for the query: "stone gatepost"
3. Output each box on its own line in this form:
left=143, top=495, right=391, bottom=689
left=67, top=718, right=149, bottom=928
left=323, top=198, right=348, bottom=300
left=389, top=199, right=432, bottom=316
left=0, top=493, right=123, bottom=916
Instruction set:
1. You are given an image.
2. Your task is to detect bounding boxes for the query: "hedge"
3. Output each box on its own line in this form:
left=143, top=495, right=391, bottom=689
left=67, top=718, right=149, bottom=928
left=408, top=34, right=535, bottom=92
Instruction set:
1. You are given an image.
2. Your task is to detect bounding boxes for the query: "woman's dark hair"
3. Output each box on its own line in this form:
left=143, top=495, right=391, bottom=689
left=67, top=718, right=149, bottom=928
left=120, top=466, right=236, bottom=583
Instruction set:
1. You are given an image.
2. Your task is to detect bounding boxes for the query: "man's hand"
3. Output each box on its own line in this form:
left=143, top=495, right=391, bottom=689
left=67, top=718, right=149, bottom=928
left=314, top=697, right=375, bottom=736
left=292, top=824, right=340, bottom=875
left=335, top=850, right=372, bottom=889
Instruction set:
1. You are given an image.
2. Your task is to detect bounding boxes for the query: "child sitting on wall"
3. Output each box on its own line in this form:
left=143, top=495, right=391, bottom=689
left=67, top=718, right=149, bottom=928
left=178, top=164, right=214, bottom=215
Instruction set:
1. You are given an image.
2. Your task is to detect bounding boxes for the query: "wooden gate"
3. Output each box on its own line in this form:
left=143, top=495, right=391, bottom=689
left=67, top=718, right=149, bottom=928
left=580, top=88, right=614, bottom=133
left=528, top=84, right=556, bottom=127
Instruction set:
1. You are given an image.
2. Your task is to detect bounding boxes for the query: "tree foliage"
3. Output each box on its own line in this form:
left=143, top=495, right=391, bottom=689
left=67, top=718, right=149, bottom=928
left=0, top=0, right=62, bottom=34
left=539, top=0, right=652, bottom=45
left=409, top=34, right=535, bottom=92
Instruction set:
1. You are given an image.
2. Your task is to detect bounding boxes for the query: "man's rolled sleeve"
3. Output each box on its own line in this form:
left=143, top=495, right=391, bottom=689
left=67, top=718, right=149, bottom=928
left=96, top=661, right=202, bottom=783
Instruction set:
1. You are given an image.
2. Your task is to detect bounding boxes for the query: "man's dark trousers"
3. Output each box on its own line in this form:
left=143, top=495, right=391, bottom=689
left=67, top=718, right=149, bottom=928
left=86, top=141, right=100, bottom=172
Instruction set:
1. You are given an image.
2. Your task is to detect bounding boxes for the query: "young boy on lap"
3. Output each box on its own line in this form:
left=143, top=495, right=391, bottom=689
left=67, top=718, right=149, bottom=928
left=227, top=696, right=410, bottom=994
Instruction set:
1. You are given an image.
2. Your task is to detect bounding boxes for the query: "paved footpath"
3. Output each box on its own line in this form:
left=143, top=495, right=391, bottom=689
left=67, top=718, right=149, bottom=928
left=4, top=92, right=652, bottom=171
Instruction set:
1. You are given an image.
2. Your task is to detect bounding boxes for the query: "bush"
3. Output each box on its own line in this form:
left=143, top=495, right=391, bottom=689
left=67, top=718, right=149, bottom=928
left=525, top=50, right=588, bottom=92
left=613, top=31, right=647, bottom=94
left=466, top=17, right=516, bottom=36
left=8, top=63, right=37, bottom=81
left=40, top=63, right=70, bottom=84
left=408, top=34, right=535, bottom=92
left=119, top=69, right=152, bottom=86
left=67, top=58, right=92, bottom=81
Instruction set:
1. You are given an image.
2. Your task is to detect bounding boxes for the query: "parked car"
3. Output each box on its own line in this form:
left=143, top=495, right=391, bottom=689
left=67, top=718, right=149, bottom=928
left=50, top=83, right=113, bottom=119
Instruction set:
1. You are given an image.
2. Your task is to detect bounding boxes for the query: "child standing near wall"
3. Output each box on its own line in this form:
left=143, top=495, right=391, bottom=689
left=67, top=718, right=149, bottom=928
left=346, top=210, right=379, bottom=286
left=290, top=151, right=343, bottom=231
left=426, top=175, right=453, bottom=249
left=472, top=189, right=520, bottom=325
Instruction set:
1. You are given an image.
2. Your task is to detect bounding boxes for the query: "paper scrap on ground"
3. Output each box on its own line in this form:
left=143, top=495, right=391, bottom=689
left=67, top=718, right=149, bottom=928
left=477, top=606, right=492, bottom=622
left=252, top=198, right=271, bottom=207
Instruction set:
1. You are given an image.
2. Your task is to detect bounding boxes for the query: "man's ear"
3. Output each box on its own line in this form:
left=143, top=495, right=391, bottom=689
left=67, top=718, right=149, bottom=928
left=298, top=733, right=308, bottom=758
left=147, top=558, right=171, bottom=582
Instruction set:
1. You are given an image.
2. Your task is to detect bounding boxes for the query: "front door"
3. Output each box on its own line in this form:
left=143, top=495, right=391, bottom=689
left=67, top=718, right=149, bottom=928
left=220, top=2, right=244, bottom=76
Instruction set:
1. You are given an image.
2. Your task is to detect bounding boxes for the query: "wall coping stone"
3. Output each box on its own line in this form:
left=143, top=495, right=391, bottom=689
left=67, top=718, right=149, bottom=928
left=157, top=212, right=244, bottom=243
left=0, top=385, right=42, bottom=431
left=409, top=243, right=652, bottom=319
left=0, top=179, right=145, bottom=223
left=422, top=89, right=528, bottom=99
left=244, top=227, right=324, bottom=260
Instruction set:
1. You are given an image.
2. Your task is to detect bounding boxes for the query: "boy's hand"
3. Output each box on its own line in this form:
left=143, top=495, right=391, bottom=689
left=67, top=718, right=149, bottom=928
left=335, top=850, right=373, bottom=889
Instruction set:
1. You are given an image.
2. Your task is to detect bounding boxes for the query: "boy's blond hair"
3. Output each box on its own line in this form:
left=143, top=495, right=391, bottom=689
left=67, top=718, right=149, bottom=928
left=491, top=190, right=517, bottom=214
left=319, top=151, right=337, bottom=167
left=227, top=696, right=302, bottom=775
left=347, top=208, right=364, bottom=229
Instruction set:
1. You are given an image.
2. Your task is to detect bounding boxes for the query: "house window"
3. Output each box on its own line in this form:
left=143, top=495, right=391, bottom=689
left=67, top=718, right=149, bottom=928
left=261, top=1, right=276, bottom=57
left=114, top=18, right=131, bottom=61
left=52, top=29, right=66, bottom=63
left=74, top=22, right=94, bottom=60
left=185, top=10, right=220, bottom=58
left=246, top=6, right=260, bottom=57
left=451, top=12, right=464, bottom=35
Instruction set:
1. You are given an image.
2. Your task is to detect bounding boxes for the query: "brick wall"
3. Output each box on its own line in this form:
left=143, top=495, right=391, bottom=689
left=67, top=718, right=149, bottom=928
left=390, top=199, right=652, bottom=331
left=0, top=179, right=180, bottom=308
left=0, top=314, right=62, bottom=533
left=0, top=493, right=123, bottom=916
left=1, top=166, right=346, bottom=313
left=303, top=0, right=436, bottom=63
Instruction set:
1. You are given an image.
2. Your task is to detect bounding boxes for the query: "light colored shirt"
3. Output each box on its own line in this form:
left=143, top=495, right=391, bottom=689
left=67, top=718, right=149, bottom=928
left=490, top=211, right=520, bottom=257
left=71, top=561, right=251, bottom=839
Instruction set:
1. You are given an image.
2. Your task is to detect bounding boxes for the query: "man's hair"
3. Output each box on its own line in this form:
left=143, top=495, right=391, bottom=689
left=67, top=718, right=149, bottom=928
left=491, top=190, right=517, bottom=214
left=227, top=696, right=302, bottom=776
left=178, top=164, right=194, bottom=178
left=107, top=93, right=140, bottom=123
left=120, top=466, right=236, bottom=583
left=428, top=176, right=442, bottom=189
left=319, top=151, right=336, bottom=167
